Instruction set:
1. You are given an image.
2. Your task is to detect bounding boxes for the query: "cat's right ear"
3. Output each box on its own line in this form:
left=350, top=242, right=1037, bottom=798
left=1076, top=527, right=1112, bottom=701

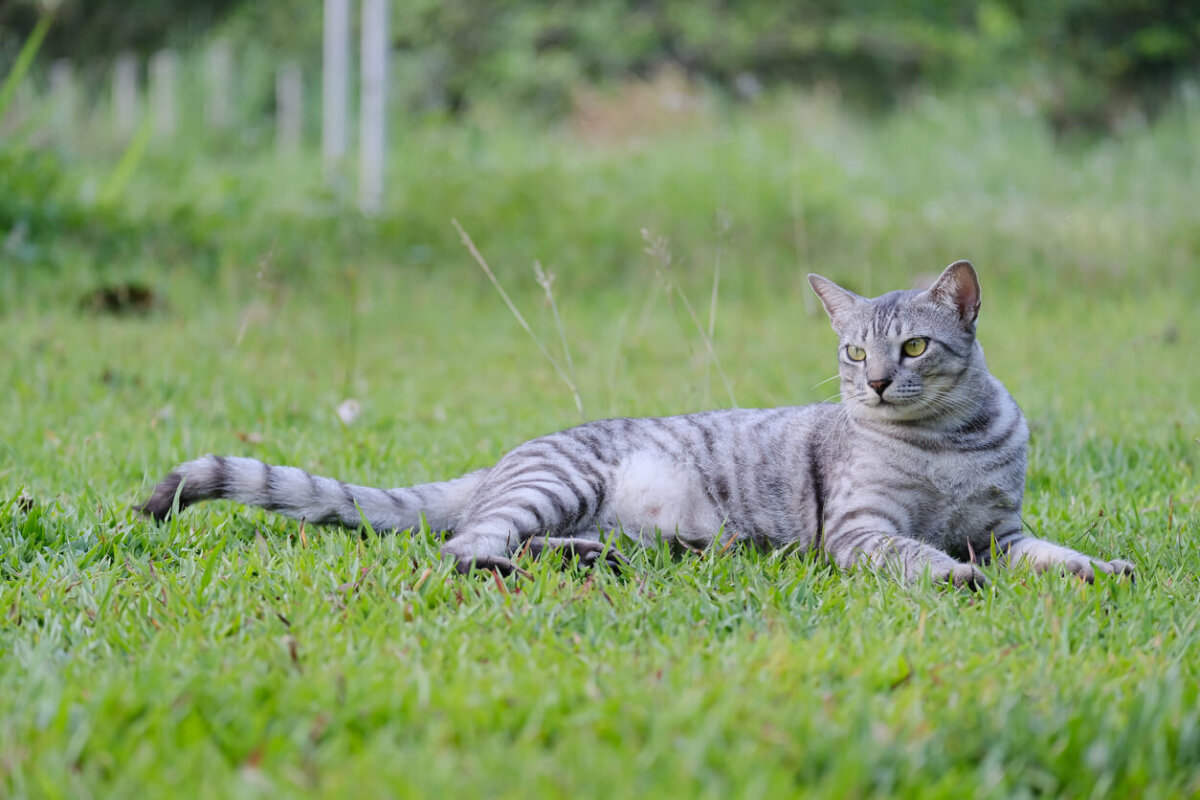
left=808, top=274, right=863, bottom=329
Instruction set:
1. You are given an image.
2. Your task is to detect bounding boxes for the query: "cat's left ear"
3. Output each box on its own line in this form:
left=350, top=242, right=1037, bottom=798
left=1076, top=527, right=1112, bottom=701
left=927, top=260, right=981, bottom=329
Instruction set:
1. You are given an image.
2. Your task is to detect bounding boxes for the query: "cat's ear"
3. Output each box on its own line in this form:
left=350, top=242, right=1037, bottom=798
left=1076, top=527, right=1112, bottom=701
left=808, top=274, right=863, bottom=328
left=927, top=260, right=981, bottom=328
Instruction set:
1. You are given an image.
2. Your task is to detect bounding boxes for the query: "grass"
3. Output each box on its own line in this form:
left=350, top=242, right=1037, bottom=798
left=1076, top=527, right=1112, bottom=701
left=1, top=90, right=1199, bottom=798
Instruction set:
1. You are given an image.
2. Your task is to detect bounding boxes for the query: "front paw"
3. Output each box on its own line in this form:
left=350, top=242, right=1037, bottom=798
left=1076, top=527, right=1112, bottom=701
left=1060, top=557, right=1135, bottom=584
left=1095, top=558, right=1136, bottom=583
left=932, top=562, right=989, bottom=591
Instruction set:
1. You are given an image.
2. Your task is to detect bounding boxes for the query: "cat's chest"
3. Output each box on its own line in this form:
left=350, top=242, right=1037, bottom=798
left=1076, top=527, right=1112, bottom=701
left=897, top=448, right=978, bottom=497
left=850, top=433, right=979, bottom=493
left=844, top=432, right=1022, bottom=539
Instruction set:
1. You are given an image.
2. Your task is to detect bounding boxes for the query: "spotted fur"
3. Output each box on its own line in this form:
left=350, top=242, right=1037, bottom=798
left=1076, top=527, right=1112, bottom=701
left=139, top=261, right=1133, bottom=585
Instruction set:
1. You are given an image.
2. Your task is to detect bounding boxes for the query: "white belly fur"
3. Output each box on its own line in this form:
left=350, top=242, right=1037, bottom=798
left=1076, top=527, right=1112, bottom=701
left=603, top=451, right=725, bottom=547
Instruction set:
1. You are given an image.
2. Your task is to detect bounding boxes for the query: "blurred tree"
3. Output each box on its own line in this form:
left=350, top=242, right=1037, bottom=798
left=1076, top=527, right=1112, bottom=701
left=2, top=0, right=1197, bottom=129
left=0, top=0, right=243, bottom=62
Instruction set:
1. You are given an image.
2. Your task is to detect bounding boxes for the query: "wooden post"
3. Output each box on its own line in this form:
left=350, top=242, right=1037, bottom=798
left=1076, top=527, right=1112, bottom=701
left=112, top=52, right=139, bottom=137
left=205, top=38, right=233, bottom=130
left=276, top=61, right=303, bottom=153
left=359, top=0, right=388, bottom=214
left=322, top=0, right=350, bottom=180
left=48, top=59, right=75, bottom=140
left=149, top=49, right=179, bottom=140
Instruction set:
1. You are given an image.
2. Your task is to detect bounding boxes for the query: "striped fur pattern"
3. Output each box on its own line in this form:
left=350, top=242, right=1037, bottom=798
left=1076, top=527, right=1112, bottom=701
left=139, top=261, right=1133, bottom=586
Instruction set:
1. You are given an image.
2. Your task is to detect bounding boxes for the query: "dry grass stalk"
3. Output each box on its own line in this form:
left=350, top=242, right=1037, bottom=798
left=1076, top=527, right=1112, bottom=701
left=452, top=219, right=585, bottom=419
left=641, top=228, right=737, bottom=407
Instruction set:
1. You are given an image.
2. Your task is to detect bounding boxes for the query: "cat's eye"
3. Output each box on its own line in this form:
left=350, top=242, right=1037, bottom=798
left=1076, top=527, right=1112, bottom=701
left=846, top=345, right=866, bottom=362
left=902, top=338, right=928, bottom=357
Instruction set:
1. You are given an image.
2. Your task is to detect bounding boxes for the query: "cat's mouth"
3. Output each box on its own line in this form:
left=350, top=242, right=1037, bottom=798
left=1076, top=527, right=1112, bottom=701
left=859, top=393, right=930, bottom=422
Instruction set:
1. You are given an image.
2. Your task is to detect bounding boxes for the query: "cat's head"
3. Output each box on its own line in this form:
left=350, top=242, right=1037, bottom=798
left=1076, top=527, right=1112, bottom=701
left=808, top=261, right=982, bottom=423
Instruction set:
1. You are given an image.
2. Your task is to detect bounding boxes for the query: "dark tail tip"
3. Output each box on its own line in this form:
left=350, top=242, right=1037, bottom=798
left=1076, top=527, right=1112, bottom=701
left=137, top=472, right=186, bottom=522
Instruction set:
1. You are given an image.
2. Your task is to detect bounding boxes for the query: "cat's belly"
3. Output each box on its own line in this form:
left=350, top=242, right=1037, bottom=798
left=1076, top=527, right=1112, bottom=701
left=599, top=451, right=727, bottom=547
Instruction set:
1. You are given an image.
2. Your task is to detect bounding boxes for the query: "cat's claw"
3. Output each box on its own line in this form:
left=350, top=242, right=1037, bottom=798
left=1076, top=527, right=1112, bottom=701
left=1089, top=558, right=1136, bottom=584
left=1056, top=556, right=1135, bottom=584
left=934, top=562, right=989, bottom=591
left=1106, top=559, right=1136, bottom=577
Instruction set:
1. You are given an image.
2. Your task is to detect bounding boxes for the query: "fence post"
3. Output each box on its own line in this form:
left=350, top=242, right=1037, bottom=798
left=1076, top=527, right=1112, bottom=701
left=112, top=52, right=139, bottom=138
left=205, top=38, right=233, bottom=131
left=276, top=61, right=303, bottom=153
left=323, top=0, right=350, bottom=181
left=359, top=0, right=388, bottom=214
left=149, top=49, right=179, bottom=140
left=49, top=59, right=75, bottom=141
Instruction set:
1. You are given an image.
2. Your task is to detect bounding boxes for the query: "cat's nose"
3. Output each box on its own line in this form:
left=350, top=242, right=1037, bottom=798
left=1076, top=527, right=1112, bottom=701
left=867, top=379, right=892, bottom=396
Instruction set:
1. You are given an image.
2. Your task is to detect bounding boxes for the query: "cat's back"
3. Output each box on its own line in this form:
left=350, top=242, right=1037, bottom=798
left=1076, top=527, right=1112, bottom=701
left=564, top=402, right=845, bottom=460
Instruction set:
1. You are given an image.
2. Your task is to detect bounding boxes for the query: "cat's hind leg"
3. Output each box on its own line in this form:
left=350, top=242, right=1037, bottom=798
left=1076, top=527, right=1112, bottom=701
left=523, top=536, right=631, bottom=570
left=439, top=523, right=525, bottom=576
left=440, top=529, right=630, bottom=575
left=439, top=445, right=627, bottom=575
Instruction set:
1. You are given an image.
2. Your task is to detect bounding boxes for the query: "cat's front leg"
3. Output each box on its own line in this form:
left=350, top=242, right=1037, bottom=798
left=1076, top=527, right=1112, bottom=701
left=994, top=533, right=1135, bottom=583
left=825, top=526, right=987, bottom=589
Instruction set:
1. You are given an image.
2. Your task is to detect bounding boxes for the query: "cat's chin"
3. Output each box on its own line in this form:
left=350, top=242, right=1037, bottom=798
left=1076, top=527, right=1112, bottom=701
left=854, top=400, right=928, bottom=424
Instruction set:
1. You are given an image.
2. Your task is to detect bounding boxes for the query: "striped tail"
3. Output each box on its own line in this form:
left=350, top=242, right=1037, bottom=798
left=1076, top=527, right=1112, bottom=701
left=137, top=455, right=485, bottom=533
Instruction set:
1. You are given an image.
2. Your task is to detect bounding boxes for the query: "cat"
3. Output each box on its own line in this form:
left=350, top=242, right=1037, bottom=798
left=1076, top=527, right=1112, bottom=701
left=139, top=260, right=1134, bottom=587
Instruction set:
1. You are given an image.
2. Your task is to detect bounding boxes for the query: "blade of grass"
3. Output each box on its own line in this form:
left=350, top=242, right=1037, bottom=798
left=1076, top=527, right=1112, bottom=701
left=0, top=12, right=54, bottom=123
left=642, top=227, right=737, bottom=407
left=452, top=218, right=585, bottom=419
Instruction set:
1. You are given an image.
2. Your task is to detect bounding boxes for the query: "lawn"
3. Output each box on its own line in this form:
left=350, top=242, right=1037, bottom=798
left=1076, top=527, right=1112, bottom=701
left=1, top=94, right=1198, bottom=798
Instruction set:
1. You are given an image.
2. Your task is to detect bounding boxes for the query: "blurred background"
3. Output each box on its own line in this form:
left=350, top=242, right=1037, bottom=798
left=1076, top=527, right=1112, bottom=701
left=2, top=0, right=1198, bottom=300
left=0, top=0, right=1196, bottom=452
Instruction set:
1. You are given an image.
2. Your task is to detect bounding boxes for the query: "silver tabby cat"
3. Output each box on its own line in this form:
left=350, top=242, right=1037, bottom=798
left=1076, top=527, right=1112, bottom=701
left=139, top=261, right=1133, bottom=587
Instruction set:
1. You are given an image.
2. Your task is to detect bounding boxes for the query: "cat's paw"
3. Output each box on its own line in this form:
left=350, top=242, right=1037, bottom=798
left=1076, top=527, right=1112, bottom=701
left=932, top=562, right=989, bottom=591
left=1092, top=558, right=1136, bottom=583
left=523, top=537, right=631, bottom=571
left=1059, top=557, right=1135, bottom=584
left=443, top=552, right=530, bottom=579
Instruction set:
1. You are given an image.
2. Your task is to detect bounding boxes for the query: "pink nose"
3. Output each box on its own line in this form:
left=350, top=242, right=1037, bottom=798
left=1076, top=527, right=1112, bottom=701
left=867, top=379, right=891, bottom=396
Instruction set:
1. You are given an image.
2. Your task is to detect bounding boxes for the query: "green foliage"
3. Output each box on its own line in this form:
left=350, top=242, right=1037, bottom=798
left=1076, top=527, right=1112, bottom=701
left=212, top=0, right=1200, bottom=126
left=6, top=1, right=1193, bottom=127
left=0, top=0, right=239, bottom=61
left=0, top=9, right=49, bottom=120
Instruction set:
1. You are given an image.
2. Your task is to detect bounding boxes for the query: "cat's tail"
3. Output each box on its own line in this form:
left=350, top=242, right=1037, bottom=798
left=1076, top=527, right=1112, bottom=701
left=137, top=455, right=486, bottom=533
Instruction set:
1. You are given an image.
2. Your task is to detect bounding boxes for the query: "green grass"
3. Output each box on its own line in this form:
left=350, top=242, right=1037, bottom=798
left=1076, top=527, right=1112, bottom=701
left=2, top=92, right=1198, bottom=798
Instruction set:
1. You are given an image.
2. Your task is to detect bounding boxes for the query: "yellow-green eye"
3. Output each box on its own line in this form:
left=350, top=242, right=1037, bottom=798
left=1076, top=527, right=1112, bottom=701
left=846, top=345, right=866, bottom=362
left=902, top=338, right=928, bottom=357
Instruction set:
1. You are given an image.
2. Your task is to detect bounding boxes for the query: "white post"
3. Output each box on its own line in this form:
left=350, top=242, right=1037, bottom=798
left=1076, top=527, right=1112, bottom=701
left=149, top=49, right=179, bottom=140
left=48, top=59, right=75, bottom=139
left=359, top=0, right=388, bottom=214
left=205, top=38, right=233, bottom=130
left=276, top=61, right=303, bottom=153
left=112, top=52, right=139, bottom=137
left=322, top=0, right=350, bottom=180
